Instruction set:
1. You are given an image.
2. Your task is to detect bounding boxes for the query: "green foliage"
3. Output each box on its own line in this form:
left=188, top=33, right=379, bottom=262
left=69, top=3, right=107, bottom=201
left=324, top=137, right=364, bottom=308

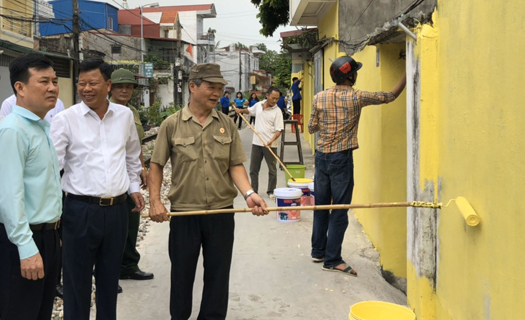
left=273, top=51, right=292, bottom=89
left=259, top=49, right=292, bottom=88
left=282, top=30, right=319, bottom=49
left=144, top=54, right=170, bottom=70
left=251, top=0, right=290, bottom=37
left=144, top=101, right=164, bottom=127
left=254, top=43, right=268, bottom=52
left=138, top=106, right=149, bottom=127
left=259, top=49, right=278, bottom=73
left=236, top=42, right=248, bottom=49
left=139, top=102, right=182, bottom=127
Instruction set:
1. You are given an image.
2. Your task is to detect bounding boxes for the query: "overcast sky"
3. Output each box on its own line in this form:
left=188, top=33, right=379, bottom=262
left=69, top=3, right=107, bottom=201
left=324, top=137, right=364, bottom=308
left=121, top=0, right=296, bottom=52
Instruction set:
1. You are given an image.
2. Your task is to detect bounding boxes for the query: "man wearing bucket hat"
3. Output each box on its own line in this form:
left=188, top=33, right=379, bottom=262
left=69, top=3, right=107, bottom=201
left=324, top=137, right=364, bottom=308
left=109, top=68, right=154, bottom=288
left=308, top=55, right=406, bottom=276
left=148, top=63, right=268, bottom=319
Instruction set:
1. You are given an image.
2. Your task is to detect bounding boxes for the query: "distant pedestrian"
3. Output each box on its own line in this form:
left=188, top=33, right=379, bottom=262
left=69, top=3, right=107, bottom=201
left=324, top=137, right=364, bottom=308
left=109, top=68, right=154, bottom=288
left=220, top=91, right=230, bottom=115
left=309, top=55, right=406, bottom=276
left=148, top=63, right=268, bottom=320
left=0, top=53, right=62, bottom=320
left=1, top=93, right=65, bottom=122
left=51, top=59, right=145, bottom=320
left=235, top=86, right=284, bottom=199
left=232, top=91, right=247, bottom=129
left=291, top=77, right=302, bottom=114
left=248, top=92, right=259, bottom=125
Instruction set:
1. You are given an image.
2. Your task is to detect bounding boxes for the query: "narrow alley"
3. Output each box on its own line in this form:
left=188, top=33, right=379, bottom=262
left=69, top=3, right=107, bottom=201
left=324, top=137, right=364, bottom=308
left=111, top=126, right=406, bottom=320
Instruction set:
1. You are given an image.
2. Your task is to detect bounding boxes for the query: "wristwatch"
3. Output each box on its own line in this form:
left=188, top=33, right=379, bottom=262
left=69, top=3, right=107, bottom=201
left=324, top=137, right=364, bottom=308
left=243, top=189, right=256, bottom=200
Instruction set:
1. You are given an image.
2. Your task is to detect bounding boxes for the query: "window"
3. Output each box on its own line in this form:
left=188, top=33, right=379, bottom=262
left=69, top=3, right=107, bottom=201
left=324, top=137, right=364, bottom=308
left=111, top=46, right=122, bottom=54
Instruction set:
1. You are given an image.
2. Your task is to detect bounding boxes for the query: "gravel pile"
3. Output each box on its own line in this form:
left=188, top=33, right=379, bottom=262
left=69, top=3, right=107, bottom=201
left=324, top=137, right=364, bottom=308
left=52, top=127, right=170, bottom=319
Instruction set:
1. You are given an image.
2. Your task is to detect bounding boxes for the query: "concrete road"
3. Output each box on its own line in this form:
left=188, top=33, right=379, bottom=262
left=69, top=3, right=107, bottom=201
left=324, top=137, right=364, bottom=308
left=111, top=124, right=406, bottom=319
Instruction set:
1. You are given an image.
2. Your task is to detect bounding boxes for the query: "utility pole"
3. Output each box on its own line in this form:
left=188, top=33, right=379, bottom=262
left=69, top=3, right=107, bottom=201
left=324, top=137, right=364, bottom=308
left=72, top=0, right=80, bottom=100
left=238, top=46, right=242, bottom=92
left=174, top=18, right=183, bottom=107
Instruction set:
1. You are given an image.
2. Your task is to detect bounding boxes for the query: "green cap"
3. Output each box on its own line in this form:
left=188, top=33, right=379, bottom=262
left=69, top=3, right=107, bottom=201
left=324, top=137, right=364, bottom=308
left=111, top=68, right=137, bottom=86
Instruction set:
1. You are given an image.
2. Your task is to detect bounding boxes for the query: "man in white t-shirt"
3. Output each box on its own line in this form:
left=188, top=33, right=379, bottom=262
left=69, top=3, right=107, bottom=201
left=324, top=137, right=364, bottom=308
left=235, top=86, right=284, bottom=199
left=1, top=94, right=65, bottom=122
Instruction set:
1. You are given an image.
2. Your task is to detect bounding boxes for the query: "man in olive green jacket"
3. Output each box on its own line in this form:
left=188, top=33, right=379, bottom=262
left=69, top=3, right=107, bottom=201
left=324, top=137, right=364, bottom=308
left=110, top=68, right=153, bottom=288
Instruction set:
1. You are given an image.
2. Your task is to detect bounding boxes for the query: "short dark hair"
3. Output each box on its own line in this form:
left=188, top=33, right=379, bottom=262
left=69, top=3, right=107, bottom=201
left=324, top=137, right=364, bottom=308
left=267, top=86, right=280, bottom=96
left=79, top=59, right=112, bottom=81
left=9, top=54, right=54, bottom=95
left=292, top=77, right=298, bottom=82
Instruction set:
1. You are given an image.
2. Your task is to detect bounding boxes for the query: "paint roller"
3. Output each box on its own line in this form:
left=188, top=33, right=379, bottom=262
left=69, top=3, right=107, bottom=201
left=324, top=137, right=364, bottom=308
left=142, top=199, right=481, bottom=228
left=446, top=196, right=481, bottom=227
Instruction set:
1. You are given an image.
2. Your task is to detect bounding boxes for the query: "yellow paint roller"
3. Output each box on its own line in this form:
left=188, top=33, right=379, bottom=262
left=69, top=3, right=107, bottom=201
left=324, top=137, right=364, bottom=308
left=454, top=196, right=481, bottom=227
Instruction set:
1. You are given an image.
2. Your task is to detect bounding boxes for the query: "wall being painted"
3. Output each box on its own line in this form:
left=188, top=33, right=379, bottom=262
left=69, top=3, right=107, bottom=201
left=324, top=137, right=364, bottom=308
left=338, top=0, right=436, bottom=52
left=303, top=3, right=338, bottom=150
left=407, top=1, right=525, bottom=319
left=352, top=43, right=407, bottom=279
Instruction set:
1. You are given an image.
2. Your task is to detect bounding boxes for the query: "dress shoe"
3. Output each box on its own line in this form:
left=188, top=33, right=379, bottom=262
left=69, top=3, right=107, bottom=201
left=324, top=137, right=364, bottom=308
left=118, top=284, right=123, bottom=294
left=119, top=269, right=154, bottom=280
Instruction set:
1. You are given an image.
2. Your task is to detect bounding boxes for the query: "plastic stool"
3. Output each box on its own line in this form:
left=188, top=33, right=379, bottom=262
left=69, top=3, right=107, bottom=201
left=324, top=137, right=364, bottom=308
left=291, top=114, right=304, bottom=133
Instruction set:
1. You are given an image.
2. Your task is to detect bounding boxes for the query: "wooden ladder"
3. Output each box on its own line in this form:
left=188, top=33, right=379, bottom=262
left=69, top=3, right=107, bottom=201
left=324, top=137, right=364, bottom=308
left=279, top=120, right=304, bottom=167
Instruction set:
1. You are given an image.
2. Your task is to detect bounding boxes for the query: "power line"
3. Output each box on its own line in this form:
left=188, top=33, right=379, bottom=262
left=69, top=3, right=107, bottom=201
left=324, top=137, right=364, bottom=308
left=181, top=26, right=197, bottom=43
left=348, top=0, right=377, bottom=35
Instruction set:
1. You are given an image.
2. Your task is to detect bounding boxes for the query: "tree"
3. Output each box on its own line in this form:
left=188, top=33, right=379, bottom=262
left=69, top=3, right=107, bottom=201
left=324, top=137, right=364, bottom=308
left=258, top=48, right=291, bottom=89
left=273, top=50, right=291, bottom=89
left=254, top=43, right=268, bottom=52
left=251, top=0, right=290, bottom=37
left=259, top=49, right=278, bottom=74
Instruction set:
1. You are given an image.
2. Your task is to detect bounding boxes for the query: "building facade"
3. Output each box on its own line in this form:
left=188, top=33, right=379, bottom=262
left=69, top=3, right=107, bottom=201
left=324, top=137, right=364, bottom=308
left=289, top=0, right=525, bottom=319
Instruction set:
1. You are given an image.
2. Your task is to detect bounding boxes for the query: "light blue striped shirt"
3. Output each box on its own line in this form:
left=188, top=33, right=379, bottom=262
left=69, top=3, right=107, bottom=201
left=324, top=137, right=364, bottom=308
left=0, top=106, right=62, bottom=259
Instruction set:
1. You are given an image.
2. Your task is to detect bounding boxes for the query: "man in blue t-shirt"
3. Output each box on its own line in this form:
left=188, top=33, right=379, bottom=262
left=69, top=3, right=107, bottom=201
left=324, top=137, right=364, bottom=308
left=219, top=92, right=230, bottom=115
left=291, top=77, right=302, bottom=115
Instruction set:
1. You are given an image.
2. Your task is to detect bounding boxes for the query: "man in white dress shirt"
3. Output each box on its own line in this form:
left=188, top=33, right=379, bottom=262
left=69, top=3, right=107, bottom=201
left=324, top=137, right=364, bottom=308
left=1, top=94, right=65, bottom=122
left=50, top=59, right=145, bottom=320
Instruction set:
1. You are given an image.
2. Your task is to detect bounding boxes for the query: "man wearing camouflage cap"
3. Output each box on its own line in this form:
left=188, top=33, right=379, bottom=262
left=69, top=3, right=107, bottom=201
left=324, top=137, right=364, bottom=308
left=148, top=63, right=268, bottom=319
left=109, top=68, right=154, bottom=289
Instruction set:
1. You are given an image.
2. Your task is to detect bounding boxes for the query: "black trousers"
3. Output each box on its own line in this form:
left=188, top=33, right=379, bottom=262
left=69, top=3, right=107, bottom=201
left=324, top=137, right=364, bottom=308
left=62, top=197, right=128, bottom=320
left=0, top=224, right=60, bottom=320
left=292, top=99, right=301, bottom=115
left=169, top=210, right=235, bottom=320
left=121, top=196, right=141, bottom=275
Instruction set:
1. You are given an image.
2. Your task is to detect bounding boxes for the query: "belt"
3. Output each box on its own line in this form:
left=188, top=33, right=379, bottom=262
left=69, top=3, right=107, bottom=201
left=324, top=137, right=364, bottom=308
left=29, top=220, right=61, bottom=231
left=66, top=193, right=127, bottom=207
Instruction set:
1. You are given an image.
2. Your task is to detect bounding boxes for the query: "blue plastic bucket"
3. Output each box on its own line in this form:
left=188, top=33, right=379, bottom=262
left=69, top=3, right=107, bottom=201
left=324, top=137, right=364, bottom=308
left=274, top=188, right=302, bottom=222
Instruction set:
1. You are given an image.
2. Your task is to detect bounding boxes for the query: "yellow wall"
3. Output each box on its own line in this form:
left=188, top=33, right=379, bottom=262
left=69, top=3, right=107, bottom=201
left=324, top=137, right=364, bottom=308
left=301, top=3, right=339, bottom=151
left=408, top=0, right=525, bottom=319
left=352, top=44, right=407, bottom=277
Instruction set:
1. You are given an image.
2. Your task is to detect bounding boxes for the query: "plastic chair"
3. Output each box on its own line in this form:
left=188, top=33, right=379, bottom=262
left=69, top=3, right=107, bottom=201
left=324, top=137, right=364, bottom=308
left=291, top=114, right=304, bottom=133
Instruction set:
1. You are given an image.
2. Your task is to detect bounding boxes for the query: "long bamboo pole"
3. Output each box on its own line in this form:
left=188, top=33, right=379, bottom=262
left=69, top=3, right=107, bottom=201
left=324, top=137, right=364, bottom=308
left=236, top=110, right=296, bottom=182
left=141, top=201, right=441, bottom=218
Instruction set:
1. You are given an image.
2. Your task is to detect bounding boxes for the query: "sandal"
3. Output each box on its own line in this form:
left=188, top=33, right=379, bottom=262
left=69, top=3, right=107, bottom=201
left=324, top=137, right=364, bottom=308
left=311, top=256, right=325, bottom=263
left=322, top=265, right=358, bottom=277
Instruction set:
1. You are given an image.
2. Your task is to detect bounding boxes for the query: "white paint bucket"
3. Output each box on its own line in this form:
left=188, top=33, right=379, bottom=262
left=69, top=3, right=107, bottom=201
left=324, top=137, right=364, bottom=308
left=287, top=178, right=313, bottom=206
left=308, top=182, right=315, bottom=205
left=274, top=188, right=302, bottom=222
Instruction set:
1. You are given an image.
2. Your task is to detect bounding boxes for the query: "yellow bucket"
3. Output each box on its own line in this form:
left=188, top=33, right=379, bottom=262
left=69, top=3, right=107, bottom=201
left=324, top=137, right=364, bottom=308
left=349, top=301, right=416, bottom=320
